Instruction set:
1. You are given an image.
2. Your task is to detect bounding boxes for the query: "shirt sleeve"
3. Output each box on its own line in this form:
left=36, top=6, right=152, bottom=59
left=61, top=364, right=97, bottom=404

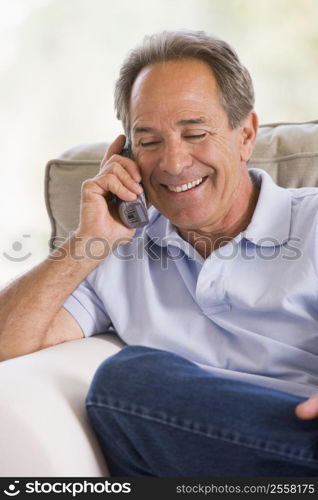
left=63, top=276, right=112, bottom=337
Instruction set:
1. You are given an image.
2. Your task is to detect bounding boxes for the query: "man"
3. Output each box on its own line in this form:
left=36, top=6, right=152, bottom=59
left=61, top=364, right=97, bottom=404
left=1, top=31, right=318, bottom=476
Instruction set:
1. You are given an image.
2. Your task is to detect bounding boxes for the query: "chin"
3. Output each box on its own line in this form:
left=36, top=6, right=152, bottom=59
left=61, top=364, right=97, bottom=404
left=154, top=196, right=216, bottom=230
left=167, top=213, right=204, bottom=231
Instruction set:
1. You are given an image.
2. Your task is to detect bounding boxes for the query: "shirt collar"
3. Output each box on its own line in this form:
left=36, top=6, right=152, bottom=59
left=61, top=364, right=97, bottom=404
left=243, top=168, right=292, bottom=246
left=145, top=167, right=292, bottom=250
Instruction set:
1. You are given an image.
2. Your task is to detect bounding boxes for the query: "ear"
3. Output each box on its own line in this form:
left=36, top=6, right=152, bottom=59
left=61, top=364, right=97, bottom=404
left=239, top=111, right=258, bottom=163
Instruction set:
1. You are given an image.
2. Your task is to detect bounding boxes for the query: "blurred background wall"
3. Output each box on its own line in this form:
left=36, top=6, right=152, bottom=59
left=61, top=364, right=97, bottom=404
left=1, top=0, right=317, bottom=287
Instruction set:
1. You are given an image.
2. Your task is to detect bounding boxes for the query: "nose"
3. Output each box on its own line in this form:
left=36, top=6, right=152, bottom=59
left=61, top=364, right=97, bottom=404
left=159, top=141, right=192, bottom=175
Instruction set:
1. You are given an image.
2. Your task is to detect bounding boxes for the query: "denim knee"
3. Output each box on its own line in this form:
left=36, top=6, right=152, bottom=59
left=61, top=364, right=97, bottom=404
left=85, top=345, right=163, bottom=406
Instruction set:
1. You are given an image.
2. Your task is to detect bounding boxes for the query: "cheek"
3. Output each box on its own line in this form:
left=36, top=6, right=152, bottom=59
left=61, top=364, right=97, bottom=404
left=194, top=138, right=230, bottom=167
left=134, top=153, right=153, bottom=182
left=136, top=153, right=165, bottom=193
left=138, top=163, right=158, bottom=201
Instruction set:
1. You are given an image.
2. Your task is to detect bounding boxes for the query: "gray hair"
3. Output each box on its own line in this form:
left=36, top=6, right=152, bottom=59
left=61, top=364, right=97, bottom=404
left=114, top=30, right=255, bottom=135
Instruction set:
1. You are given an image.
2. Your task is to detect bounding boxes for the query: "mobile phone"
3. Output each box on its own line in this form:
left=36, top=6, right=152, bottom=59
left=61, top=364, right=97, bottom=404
left=117, top=139, right=149, bottom=228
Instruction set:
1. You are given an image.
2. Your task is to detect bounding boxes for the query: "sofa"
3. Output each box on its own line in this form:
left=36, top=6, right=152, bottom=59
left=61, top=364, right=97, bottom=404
left=0, top=120, right=317, bottom=477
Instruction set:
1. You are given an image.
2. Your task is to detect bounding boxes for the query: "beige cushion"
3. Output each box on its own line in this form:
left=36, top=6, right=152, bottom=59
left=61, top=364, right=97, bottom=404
left=45, top=121, right=318, bottom=248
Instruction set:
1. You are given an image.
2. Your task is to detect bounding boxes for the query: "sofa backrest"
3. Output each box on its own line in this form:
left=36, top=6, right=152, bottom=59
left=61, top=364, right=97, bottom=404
left=45, top=120, right=318, bottom=248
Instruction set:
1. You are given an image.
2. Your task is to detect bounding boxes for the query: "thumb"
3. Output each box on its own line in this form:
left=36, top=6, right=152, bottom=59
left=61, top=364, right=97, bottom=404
left=100, top=134, right=126, bottom=168
left=295, top=395, right=318, bottom=420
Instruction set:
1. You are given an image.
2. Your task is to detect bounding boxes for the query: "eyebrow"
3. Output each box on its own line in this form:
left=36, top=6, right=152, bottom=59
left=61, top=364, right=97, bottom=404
left=133, top=117, right=207, bottom=135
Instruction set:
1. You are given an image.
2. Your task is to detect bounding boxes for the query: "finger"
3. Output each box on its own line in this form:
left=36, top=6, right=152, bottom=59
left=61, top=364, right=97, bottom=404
left=111, top=163, right=143, bottom=193
left=81, top=174, right=137, bottom=206
left=96, top=163, right=143, bottom=195
left=295, top=395, right=318, bottom=420
left=100, top=135, right=126, bottom=166
left=106, top=173, right=142, bottom=202
left=95, top=173, right=141, bottom=202
left=101, top=155, right=142, bottom=183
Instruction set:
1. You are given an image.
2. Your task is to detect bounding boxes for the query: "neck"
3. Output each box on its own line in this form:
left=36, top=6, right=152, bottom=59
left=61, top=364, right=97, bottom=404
left=178, top=174, right=260, bottom=259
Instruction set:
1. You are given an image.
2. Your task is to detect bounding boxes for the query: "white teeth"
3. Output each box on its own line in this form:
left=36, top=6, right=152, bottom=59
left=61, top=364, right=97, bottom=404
left=167, top=177, right=204, bottom=192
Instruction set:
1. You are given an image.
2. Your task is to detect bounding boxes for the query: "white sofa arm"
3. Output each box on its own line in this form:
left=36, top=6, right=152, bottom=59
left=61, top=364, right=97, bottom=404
left=0, top=334, right=124, bottom=477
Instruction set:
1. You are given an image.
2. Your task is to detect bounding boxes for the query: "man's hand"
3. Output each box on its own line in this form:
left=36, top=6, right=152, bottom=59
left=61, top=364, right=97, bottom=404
left=295, top=395, right=318, bottom=420
left=75, top=134, right=143, bottom=250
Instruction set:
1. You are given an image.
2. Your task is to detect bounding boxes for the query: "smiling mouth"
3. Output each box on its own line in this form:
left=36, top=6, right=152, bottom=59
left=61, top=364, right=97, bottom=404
left=163, top=176, right=208, bottom=193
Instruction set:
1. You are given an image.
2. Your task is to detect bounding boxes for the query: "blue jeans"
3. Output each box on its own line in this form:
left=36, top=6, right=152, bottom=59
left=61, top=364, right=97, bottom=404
left=85, top=345, right=318, bottom=477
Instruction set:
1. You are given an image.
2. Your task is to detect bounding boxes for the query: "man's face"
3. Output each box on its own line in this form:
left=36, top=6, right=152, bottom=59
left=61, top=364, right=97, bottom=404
left=130, top=59, right=255, bottom=232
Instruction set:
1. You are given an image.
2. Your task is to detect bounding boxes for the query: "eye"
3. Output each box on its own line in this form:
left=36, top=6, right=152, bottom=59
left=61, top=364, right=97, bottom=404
left=185, top=133, right=207, bottom=140
left=140, top=141, right=161, bottom=148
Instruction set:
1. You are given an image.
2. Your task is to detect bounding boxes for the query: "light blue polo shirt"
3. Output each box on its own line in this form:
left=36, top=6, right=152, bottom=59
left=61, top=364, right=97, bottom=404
left=63, top=168, right=318, bottom=398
